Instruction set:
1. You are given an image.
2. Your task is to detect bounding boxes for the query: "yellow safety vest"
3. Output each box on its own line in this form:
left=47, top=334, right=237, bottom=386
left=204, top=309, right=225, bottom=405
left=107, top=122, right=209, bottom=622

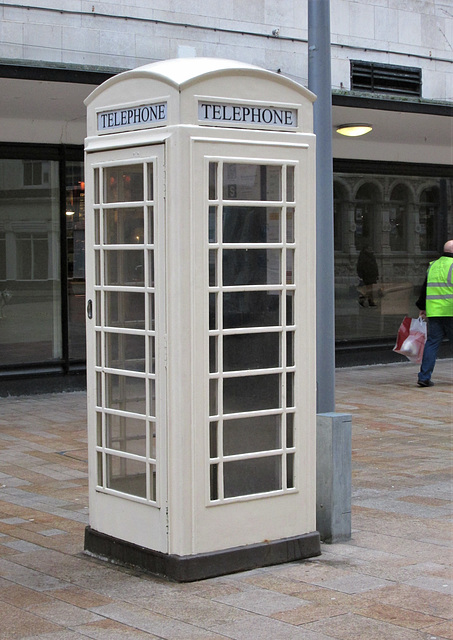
left=426, top=256, right=453, bottom=317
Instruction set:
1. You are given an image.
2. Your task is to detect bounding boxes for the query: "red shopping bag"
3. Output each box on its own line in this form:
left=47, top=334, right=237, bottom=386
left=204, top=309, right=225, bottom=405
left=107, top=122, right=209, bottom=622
left=393, top=316, right=427, bottom=364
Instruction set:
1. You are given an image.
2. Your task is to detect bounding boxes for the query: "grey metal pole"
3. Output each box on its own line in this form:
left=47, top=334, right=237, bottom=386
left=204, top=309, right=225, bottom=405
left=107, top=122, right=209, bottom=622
left=308, top=0, right=335, bottom=413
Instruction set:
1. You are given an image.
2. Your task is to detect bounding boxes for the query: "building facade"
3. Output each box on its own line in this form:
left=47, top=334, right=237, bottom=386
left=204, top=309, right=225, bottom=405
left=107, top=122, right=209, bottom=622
left=0, top=0, right=452, bottom=392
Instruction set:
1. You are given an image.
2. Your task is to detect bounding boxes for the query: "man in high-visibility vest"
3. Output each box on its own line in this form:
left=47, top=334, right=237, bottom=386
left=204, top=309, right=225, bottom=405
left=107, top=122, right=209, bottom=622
left=416, top=239, right=453, bottom=387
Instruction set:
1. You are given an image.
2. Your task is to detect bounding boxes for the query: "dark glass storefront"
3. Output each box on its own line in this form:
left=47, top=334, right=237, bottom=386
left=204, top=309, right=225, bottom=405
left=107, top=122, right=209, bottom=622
left=0, top=146, right=451, bottom=392
left=0, top=144, right=85, bottom=392
left=334, top=160, right=453, bottom=365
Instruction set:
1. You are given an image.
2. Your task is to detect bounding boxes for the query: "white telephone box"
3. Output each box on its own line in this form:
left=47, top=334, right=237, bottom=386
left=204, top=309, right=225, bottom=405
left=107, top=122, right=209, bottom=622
left=84, top=58, right=319, bottom=581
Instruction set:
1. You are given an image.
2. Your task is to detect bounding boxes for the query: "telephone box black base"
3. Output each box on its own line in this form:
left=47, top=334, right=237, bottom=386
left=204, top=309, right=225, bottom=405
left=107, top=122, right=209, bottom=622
left=84, top=526, right=321, bottom=582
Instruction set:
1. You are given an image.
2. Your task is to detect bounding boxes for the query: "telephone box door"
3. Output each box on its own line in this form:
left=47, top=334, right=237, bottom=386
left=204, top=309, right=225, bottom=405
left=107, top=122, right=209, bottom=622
left=192, top=138, right=316, bottom=552
left=85, top=145, right=168, bottom=553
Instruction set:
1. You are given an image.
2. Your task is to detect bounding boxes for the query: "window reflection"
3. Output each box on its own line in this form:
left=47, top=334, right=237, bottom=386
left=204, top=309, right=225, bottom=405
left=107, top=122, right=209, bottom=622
left=354, top=182, right=380, bottom=250
left=66, top=160, right=86, bottom=360
left=333, top=171, right=452, bottom=344
left=223, top=163, right=281, bottom=200
left=419, top=186, right=440, bottom=252
left=0, top=159, right=61, bottom=366
left=389, top=184, right=409, bottom=251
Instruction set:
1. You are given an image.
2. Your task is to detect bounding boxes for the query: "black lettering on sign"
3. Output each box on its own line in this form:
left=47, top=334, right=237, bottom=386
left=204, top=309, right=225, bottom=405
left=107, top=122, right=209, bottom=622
left=97, top=103, right=168, bottom=132
left=198, top=102, right=297, bottom=128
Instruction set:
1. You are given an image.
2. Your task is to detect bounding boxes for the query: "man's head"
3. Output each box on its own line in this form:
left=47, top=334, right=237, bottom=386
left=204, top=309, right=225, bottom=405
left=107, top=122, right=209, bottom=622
left=444, top=239, right=453, bottom=254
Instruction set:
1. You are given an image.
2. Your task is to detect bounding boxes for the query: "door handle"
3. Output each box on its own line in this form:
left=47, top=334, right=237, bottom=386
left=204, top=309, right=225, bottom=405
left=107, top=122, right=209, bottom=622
left=87, top=299, right=93, bottom=319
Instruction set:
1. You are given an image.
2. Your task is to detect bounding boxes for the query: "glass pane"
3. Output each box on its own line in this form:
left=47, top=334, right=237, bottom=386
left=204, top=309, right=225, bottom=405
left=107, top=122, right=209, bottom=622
left=149, top=421, right=157, bottom=459
left=97, top=452, right=103, bottom=486
left=286, top=331, right=294, bottom=366
left=209, top=249, right=217, bottom=286
left=287, top=453, right=294, bottom=488
left=106, top=454, right=146, bottom=498
left=209, top=206, right=217, bottom=242
left=94, top=168, right=100, bottom=204
left=224, top=456, right=282, bottom=498
left=209, top=292, right=217, bottom=330
left=209, top=378, right=218, bottom=416
left=104, top=250, right=144, bottom=286
left=147, top=163, right=154, bottom=201
left=104, top=165, right=143, bottom=203
left=105, top=372, right=146, bottom=414
left=223, top=414, right=281, bottom=455
left=286, top=166, right=295, bottom=202
left=0, top=159, right=61, bottom=366
left=106, top=414, right=146, bottom=456
left=286, top=372, right=294, bottom=408
left=105, top=333, right=145, bottom=371
left=96, top=331, right=102, bottom=366
left=286, top=413, right=294, bottom=448
left=149, top=336, right=156, bottom=374
left=148, top=207, right=154, bottom=244
left=95, top=250, right=101, bottom=285
left=149, top=379, right=156, bottom=417
left=223, top=374, right=280, bottom=414
left=223, top=291, right=280, bottom=328
left=105, top=291, right=145, bottom=329
left=149, top=249, right=155, bottom=288
left=104, top=208, right=144, bottom=244
left=209, top=422, right=218, bottom=458
left=209, top=336, right=218, bottom=373
left=149, top=293, right=155, bottom=331
left=223, top=164, right=281, bottom=200
left=286, top=292, right=294, bottom=325
left=210, top=464, right=219, bottom=500
left=223, top=333, right=280, bottom=371
left=223, top=207, right=281, bottom=243
left=286, top=249, right=294, bottom=284
left=209, top=163, right=217, bottom=200
left=223, top=249, right=281, bottom=285
left=94, top=210, right=100, bottom=245
left=95, top=291, right=101, bottom=325
left=66, top=160, right=86, bottom=360
left=96, top=412, right=102, bottom=446
left=286, top=208, right=295, bottom=243
left=149, top=464, right=157, bottom=502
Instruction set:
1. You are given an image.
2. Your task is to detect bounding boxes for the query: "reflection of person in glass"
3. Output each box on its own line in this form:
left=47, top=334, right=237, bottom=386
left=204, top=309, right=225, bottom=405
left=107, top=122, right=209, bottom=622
left=415, top=239, right=453, bottom=387
left=357, top=244, right=379, bottom=307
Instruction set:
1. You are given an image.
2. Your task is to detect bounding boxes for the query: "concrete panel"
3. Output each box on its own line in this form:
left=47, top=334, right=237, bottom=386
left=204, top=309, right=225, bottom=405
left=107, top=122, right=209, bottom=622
left=398, top=10, right=422, bottom=47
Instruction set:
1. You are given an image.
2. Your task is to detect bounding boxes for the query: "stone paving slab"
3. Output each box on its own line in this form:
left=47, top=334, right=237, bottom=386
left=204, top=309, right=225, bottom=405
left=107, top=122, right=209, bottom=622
left=0, top=360, right=451, bottom=640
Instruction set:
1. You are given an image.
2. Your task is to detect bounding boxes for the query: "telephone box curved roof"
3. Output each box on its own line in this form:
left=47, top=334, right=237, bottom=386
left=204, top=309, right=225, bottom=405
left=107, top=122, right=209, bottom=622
left=85, top=57, right=315, bottom=105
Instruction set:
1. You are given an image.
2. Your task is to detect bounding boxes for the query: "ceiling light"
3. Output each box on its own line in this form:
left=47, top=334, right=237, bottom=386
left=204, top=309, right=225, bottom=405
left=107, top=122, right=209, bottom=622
left=336, top=123, right=372, bottom=137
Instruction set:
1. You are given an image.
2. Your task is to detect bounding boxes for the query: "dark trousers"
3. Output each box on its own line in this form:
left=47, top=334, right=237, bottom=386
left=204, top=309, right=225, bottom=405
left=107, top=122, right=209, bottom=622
left=418, top=316, right=453, bottom=383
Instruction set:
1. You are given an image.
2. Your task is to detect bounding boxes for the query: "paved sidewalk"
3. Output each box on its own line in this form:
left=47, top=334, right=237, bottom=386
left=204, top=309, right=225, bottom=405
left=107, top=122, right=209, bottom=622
left=0, top=360, right=451, bottom=640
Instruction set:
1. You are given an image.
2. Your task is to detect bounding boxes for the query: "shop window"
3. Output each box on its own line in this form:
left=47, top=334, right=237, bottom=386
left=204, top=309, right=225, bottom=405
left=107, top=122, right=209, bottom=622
left=66, top=160, right=86, bottom=360
left=16, top=233, right=49, bottom=280
left=354, top=182, right=380, bottom=250
left=0, top=158, right=61, bottom=366
left=23, top=160, right=51, bottom=187
left=0, top=232, right=5, bottom=280
left=333, top=167, right=452, bottom=347
left=389, top=183, right=409, bottom=251
left=419, top=186, right=439, bottom=252
left=334, top=181, right=348, bottom=251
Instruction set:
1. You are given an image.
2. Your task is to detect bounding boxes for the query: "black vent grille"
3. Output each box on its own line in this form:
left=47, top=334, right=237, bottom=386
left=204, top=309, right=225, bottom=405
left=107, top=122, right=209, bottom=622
left=351, top=61, right=422, bottom=97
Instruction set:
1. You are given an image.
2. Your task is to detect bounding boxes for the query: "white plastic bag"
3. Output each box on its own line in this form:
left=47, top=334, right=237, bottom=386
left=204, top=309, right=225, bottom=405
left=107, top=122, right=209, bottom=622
left=393, top=316, right=427, bottom=364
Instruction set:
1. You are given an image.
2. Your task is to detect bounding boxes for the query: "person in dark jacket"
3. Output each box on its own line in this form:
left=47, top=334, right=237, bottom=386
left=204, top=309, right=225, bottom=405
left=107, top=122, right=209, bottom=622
left=357, top=245, right=379, bottom=307
left=415, top=239, right=453, bottom=387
